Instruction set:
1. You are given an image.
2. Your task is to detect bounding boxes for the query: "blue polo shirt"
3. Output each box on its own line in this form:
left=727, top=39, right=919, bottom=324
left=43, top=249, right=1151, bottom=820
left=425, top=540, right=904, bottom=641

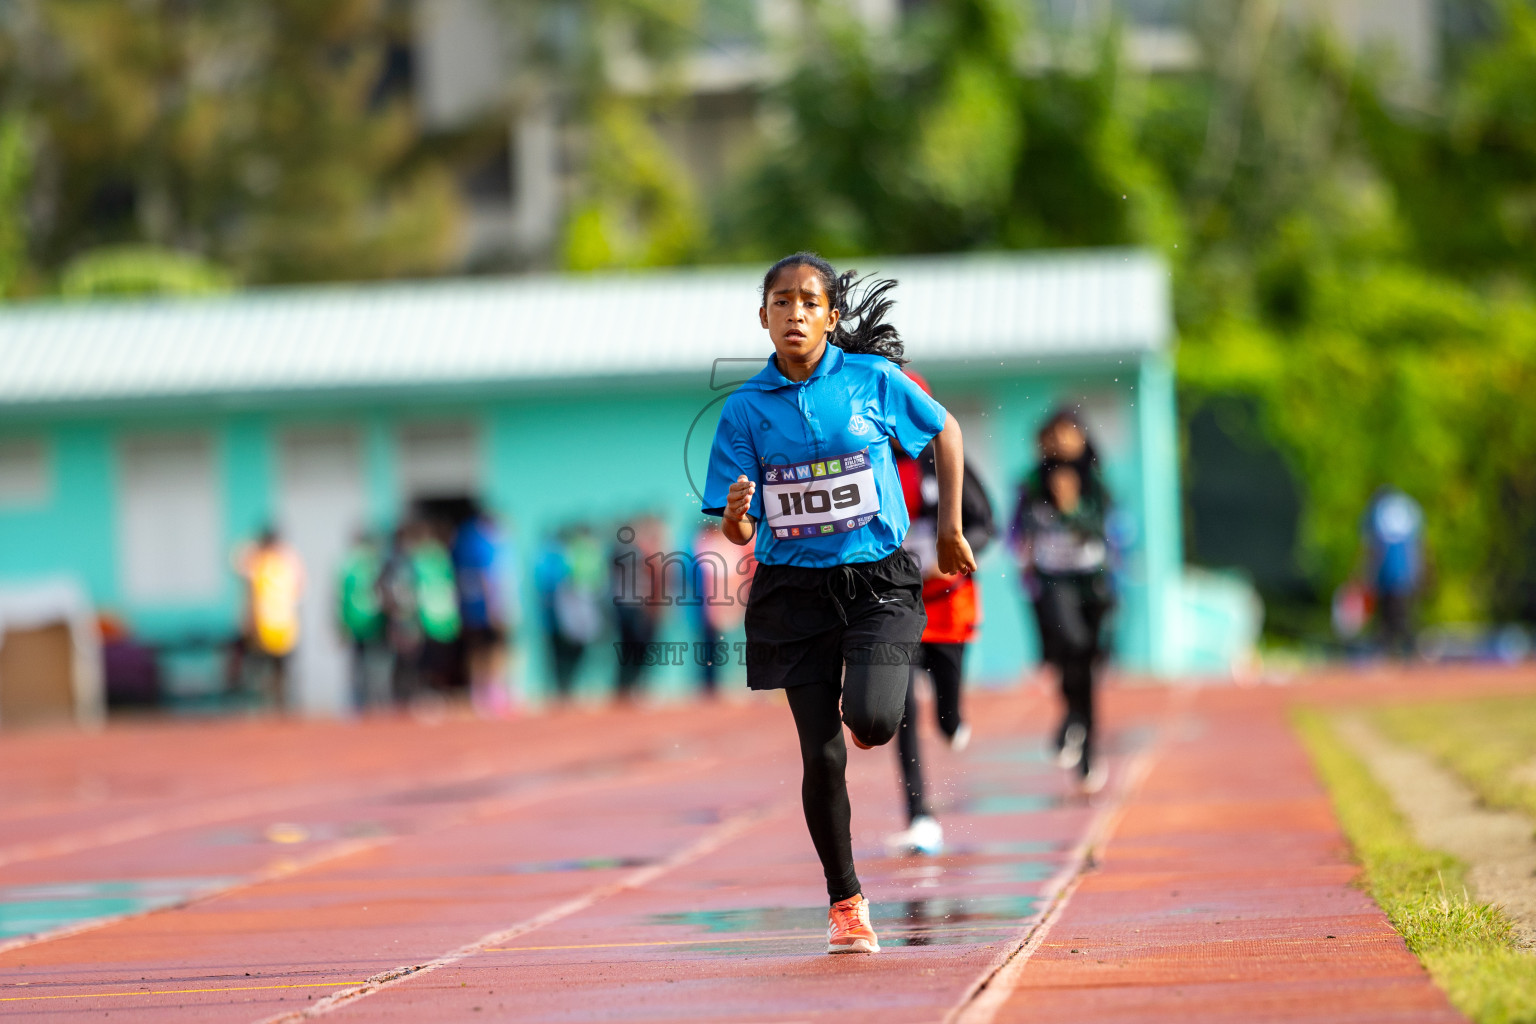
left=702, top=345, right=948, bottom=567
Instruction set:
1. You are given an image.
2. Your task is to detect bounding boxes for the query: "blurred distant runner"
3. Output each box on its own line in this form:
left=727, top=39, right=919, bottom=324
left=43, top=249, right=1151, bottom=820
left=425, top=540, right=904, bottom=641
left=234, top=526, right=304, bottom=709
left=704, top=252, right=976, bottom=955
left=534, top=526, right=603, bottom=701
left=411, top=522, right=462, bottom=694
left=381, top=521, right=461, bottom=703
left=690, top=519, right=756, bottom=696
left=454, top=504, right=516, bottom=716
left=885, top=370, right=995, bottom=857
left=612, top=516, right=667, bottom=702
left=1010, top=410, right=1114, bottom=795
left=1362, top=486, right=1424, bottom=659
left=338, top=529, right=388, bottom=710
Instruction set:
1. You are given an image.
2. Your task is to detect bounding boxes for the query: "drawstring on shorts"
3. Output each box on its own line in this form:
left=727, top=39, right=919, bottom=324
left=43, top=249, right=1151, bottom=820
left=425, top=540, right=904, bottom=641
left=820, top=563, right=880, bottom=623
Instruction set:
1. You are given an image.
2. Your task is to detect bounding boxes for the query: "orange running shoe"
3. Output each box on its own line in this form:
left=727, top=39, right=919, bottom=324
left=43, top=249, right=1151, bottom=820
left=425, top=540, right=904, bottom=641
left=847, top=726, right=873, bottom=750
left=827, top=894, right=880, bottom=953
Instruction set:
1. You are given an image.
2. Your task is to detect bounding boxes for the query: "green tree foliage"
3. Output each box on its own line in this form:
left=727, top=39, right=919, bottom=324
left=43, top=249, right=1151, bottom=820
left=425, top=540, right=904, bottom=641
left=509, top=0, right=706, bottom=270
left=1, top=0, right=459, bottom=287
left=59, top=245, right=233, bottom=298
left=1164, top=2, right=1536, bottom=623
left=0, top=113, right=31, bottom=297
left=722, top=0, right=1176, bottom=259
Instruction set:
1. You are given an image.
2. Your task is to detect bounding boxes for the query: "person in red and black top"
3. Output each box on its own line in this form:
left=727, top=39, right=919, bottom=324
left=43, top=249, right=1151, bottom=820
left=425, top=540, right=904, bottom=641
left=886, top=371, right=995, bottom=857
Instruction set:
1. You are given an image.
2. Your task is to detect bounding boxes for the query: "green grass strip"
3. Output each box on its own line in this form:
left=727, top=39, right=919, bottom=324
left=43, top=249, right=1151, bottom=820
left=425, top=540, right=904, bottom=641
left=1376, top=694, right=1536, bottom=823
left=1293, top=709, right=1536, bottom=1024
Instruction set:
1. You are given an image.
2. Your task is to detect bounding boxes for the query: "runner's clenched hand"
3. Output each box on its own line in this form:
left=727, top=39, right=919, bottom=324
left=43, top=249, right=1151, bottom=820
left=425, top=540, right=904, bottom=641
left=725, top=475, right=756, bottom=523
left=936, top=529, right=978, bottom=576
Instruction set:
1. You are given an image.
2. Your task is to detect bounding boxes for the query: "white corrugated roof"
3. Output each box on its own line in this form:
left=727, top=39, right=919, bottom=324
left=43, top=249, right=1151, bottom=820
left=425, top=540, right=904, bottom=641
left=0, top=249, right=1169, bottom=407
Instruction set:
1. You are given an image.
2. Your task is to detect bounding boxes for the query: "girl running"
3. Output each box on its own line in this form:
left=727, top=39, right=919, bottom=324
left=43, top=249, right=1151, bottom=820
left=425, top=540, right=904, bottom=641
left=703, top=252, right=977, bottom=954
left=1009, top=410, right=1114, bottom=794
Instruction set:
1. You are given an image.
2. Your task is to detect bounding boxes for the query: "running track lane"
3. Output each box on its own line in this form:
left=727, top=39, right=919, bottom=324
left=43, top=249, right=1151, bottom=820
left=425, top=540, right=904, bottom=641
left=2, top=685, right=1124, bottom=1023
left=6, top=667, right=1528, bottom=1022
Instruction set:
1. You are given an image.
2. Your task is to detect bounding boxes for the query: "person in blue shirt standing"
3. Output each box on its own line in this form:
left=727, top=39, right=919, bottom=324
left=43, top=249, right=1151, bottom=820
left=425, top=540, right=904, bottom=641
left=1362, top=486, right=1425, bottom=659
left=703, top=252, right=977, bottom=954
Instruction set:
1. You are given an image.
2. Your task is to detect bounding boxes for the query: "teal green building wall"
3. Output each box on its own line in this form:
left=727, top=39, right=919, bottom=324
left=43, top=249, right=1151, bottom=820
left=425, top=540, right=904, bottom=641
left=0, top=352, right=1179, bottom=702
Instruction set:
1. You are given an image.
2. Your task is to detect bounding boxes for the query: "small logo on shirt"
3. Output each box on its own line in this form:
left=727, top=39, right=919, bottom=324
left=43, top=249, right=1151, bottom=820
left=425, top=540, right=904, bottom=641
left=812, top=462, right=827, bottom=477
left=795, top=465, right=812, bottom=480
left=775, top=529, right=789, bottom=538
left=765, top=467, right=779, bottom=482
left=848, top=413, right=871, bottom=436
left=820, top=524, right=835, bottom=534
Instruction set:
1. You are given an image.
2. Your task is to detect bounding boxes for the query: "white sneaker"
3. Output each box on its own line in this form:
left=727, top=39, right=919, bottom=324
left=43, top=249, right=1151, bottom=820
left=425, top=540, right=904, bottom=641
left=885, top=814, right=944, bottom=857
left=1057, top=724, right=1086, bottom=770
left=948, top=723, right=971, bottom=752
left=1081, top=761, right=1109, bottom=795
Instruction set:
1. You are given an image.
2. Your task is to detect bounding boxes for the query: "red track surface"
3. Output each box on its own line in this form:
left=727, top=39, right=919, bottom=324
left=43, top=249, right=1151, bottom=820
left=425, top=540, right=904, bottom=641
left=1, top=666, right=1531, bottom=1023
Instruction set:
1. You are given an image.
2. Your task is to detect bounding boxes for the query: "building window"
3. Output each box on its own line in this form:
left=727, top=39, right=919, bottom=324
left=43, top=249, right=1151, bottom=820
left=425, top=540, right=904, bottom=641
left=118, top=434, right=223, bottom=603
left=0, top=438, right=50, bottom=507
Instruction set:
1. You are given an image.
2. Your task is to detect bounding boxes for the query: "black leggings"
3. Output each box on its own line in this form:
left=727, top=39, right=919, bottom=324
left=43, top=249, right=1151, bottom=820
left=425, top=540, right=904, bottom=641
left=785, top=652, right=910, bottom=904
left=896, top=642, right=966, bottom=822
left=1035, top=575, right=1109, bottom=777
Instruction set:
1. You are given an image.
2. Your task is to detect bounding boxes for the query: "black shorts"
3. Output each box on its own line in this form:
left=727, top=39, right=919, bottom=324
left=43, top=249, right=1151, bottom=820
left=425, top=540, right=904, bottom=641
left=743, top=548, right=926, bottom=691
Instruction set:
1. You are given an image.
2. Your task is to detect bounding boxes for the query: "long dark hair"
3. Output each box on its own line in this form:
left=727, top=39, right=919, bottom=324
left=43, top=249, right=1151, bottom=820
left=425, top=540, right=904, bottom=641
left=760, top=251, right=906, bottom=365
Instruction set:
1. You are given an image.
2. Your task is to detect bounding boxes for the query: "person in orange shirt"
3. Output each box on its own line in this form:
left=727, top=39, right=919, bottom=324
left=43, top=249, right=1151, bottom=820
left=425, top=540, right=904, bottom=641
left=886, top=371, right=995, bottom=857
left=234, top=526, right=305, bottom=708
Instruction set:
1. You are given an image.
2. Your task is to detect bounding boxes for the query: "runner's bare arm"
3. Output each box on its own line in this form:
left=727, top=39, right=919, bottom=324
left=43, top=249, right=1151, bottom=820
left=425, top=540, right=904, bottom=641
left=932, top=414, right=978, bottom=576
left=723, top=475, right=757, bottom=545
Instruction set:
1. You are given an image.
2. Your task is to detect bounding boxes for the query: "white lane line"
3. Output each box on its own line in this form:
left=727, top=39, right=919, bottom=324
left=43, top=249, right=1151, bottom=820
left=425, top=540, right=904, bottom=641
left=253, top=799, right=791, bottom=1024
left=945, top=735, right=1165, bottom=1024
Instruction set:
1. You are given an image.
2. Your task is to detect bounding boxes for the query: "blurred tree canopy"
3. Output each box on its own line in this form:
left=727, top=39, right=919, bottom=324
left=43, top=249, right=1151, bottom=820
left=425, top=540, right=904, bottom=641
left=0, top=0, right=457, bottom=291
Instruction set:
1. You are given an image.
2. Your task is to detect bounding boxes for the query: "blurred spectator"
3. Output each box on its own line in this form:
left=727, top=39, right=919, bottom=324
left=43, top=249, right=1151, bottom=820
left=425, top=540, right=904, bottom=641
left=454, top=504, right=517, bottom=717
left=535, top=526, right=604, bottom=700
left=338, top=529, right=389, bottom=711
left=1363, top=486, right=1425, bottom=659
left=233, top=526, right=304, bottom=709
left=381, top=525, right=423, bottom=702
left=611, top=516, right=667, bottom=702
left=690, top=519, right=755, bottom=697
left=411, top=521, right=463, bottom=693
left=1010, top=410, right=1114, bottom=794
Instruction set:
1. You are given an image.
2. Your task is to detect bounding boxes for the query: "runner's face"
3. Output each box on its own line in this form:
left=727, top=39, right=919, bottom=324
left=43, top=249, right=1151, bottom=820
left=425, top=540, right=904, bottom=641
left=760, top=265, right=840, bottom=370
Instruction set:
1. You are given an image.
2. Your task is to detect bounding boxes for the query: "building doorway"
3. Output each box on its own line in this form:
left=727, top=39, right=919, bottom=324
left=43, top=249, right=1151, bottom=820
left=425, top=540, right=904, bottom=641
left=278, top=428, right=366, bottom=715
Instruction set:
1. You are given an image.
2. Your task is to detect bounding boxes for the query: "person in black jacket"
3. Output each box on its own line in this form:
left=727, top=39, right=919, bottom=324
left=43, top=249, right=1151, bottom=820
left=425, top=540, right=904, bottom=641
left=1009, top=409, right=1114, bottom=794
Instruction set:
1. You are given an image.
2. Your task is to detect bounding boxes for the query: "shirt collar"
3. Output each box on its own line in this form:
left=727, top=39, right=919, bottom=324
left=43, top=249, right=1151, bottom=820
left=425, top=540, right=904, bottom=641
left=744, top=343, right=845, bottom=391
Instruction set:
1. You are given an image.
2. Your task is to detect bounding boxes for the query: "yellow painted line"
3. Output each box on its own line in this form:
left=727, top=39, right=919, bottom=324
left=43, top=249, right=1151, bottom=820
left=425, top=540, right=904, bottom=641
left=487, top=924, right=1017, bottom=953
left=0, top=980, right=365, bottom=1003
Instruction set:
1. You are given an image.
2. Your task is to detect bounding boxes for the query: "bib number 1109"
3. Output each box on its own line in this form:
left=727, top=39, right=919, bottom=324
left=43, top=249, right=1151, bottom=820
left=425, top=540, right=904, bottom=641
left=762, top=448, right=881, bottom=540
left=777, top=483, right=862, bottom=517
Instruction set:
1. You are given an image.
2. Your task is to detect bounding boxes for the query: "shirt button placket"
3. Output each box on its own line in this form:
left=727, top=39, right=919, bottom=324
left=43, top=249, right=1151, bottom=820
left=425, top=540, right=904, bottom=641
left=802, top=383, right=824, bottom=455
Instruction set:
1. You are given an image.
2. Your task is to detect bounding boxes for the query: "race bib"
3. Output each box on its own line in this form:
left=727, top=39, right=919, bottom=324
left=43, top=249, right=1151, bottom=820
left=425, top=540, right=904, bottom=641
left=763, top=449, right=880, bottom=540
